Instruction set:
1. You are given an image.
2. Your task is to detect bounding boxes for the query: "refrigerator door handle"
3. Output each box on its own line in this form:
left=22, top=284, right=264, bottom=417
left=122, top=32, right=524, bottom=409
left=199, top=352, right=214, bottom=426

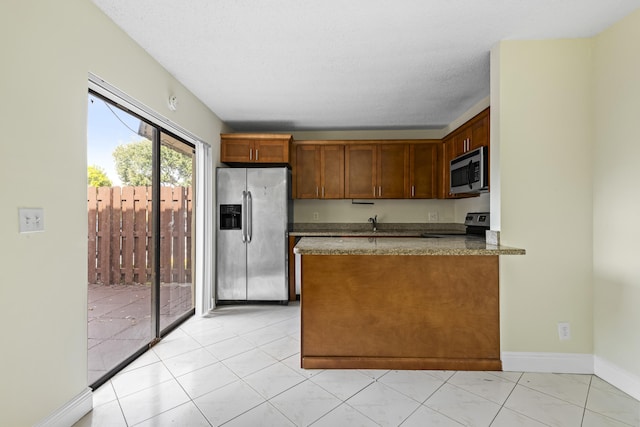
left=247, top=191, right=253, bottom=243
left=241, top=191, right=247, bottom=243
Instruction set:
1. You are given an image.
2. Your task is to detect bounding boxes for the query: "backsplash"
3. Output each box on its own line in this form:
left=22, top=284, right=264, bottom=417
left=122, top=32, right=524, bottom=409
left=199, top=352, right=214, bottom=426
left=293, top=193, right=489, bottom=225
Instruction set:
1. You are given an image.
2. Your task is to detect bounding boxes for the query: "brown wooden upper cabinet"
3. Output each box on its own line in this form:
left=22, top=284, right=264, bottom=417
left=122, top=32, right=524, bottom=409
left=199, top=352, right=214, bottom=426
left=441, top=108, right=490, bottom=198
left=220, top=133, right=292, bottom=164
left=345, top=144, right=378, bottom=198
left=292, top=135, right=465, bottom=200
left=440, top=135, right=456, bottom=199
left=448, top=108, right=489, bottom=157
left=295, top=144, right=345, bottom=199
left=409, top=143, right=439, bottom=199
left=345, top=143, right=409, bottom=199
left=378, top=144, right=409, bottom=199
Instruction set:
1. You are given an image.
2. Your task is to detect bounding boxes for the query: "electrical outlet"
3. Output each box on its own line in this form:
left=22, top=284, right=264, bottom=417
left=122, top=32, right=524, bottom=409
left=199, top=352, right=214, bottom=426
left=19, top=208, right=45, bottom=233
left=312, top=212, right=319, bottom=221
left=428, top=212, right=439, bottom=222
left=558, top=322, right=571, bottom=341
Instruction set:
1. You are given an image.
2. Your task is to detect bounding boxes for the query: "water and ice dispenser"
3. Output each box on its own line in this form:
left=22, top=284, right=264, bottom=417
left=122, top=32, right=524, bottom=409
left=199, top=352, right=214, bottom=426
left=219, top=204, right=242, bottom=230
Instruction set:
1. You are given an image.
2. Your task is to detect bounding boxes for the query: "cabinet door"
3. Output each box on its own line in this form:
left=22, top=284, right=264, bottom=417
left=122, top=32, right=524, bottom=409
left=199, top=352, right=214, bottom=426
left=451, top=128, right=471, bottom=157
left=321, top=145, right=345, bottom=199
left=220, top=138, right=253, bottom=162
left=295, top=145, right=321, bottom=199
left=378, top=144, right=408, bottom=198
left=409, top=143, right=438, bottom=198
left=440, top=137, right=457, bottom=199
left=345, top=145, right=377, bottom=199
left=470, top=111, right=489, bottom=151
left=254, top=139, right=289, bottom=163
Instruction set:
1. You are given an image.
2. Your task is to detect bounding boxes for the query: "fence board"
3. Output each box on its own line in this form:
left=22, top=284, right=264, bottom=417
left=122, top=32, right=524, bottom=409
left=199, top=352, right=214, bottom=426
left=88, top=185, right=192, bottom=286
left=110, top=187, right=122, bottom=283
left=97, top=186, right=112, bottom=284
left=160, top=186, right=173, bottom=283
left=88, top=187, right=97, bottom=283
left=173, top=188, right=184, bottom=283
left=121, top=186, right=135, bottom=284
left=134, top=186, right=149, bottom=284
left=185, top=186, right=193, bottom=284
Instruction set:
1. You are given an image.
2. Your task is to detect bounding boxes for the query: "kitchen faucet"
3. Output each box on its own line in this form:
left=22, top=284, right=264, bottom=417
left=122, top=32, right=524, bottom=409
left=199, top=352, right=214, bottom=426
left=368, top=215, right=378, bottom=232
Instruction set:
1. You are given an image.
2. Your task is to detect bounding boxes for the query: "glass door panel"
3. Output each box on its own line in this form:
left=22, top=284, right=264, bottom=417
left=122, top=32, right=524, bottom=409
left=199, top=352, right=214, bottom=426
left=87, top=93, right=154, bottom=386
left=159, top=132, right=195, bottom=332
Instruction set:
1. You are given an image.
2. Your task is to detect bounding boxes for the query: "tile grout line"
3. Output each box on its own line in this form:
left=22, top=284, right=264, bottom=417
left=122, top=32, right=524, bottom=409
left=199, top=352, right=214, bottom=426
left=515, top=373, right=592, bottom=410
left=493, top=390, right=547, bottom=426
left=415, top=372, right=462, bottom=426
left=580, top=375, right=593, bottom=427
left=309, top=377, right=381, bottom=426
left=582, top=377, right=636, bottom=427
left=111, top=380, right=131, bottom=427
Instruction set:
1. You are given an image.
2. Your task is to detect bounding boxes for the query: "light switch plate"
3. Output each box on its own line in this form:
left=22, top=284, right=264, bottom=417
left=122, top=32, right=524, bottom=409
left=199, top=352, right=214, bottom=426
left=19, top=208, right=45, bottom=233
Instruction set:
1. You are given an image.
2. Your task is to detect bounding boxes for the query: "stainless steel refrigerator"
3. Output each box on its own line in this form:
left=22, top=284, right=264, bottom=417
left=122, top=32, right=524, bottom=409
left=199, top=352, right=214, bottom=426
left=216, top=167, right=292, bottom=303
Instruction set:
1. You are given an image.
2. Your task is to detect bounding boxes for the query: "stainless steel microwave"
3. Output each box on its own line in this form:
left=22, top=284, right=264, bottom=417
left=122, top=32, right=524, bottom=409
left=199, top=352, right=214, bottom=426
left=450, top=146, right=489, bottom=194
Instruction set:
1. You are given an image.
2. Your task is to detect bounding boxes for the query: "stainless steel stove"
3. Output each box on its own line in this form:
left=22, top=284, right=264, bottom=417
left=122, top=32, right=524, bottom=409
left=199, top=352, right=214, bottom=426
left=421, top=212, right=491, bottom=239
left=464, top=212, right=490, bottom=236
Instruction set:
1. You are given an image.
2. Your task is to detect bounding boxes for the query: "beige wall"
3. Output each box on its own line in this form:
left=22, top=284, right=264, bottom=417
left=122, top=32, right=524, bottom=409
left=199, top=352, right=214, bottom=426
left=494, top=8, right=640, bottom=386
left=0, top=1, right=224, bottom=425
left=593, top=9, right=640, bottom=378
left=494, top=39, right=595, bottom=354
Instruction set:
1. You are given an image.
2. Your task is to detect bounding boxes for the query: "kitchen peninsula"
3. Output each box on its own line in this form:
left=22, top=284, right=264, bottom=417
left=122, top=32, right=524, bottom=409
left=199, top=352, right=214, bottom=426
left=293, top=235, right=525, bottom=371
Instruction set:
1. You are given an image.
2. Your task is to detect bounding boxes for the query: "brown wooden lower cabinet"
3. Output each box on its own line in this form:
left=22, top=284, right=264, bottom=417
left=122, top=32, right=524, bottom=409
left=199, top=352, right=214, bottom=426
left=300, top=254, right=501, bottom=370
left=288, top=236, right=297, bottom=302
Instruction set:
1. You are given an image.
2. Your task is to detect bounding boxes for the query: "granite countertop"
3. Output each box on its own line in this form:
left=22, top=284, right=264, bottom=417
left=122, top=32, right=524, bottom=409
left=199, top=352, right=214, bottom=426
left=293, top=236, right=526, bottom=256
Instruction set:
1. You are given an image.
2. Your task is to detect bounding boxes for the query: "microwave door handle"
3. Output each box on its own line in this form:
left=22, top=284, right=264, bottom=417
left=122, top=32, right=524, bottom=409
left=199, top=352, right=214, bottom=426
left=467, top=160, right=473, bottom=190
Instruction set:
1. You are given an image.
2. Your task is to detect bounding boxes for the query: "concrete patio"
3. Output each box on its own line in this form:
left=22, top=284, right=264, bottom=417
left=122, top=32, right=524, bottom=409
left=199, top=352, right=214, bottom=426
left=88, top=282, right=193, bottom=385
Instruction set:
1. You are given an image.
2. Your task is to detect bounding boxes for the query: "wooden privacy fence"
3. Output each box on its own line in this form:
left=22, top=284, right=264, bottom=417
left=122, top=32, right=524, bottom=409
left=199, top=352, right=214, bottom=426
left=88, top=186, right=193, bottom=285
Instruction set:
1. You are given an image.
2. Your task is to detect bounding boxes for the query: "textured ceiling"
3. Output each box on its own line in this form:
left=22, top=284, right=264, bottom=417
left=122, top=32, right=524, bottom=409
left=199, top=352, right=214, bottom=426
left=91, top=0, right=640, bottom=131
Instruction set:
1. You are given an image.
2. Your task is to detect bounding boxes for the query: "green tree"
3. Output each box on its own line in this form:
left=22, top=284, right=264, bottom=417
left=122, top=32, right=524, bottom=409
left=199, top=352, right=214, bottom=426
left=87, top=165, right=112, bottom=187
left=113, top=140, right=192, bottom=186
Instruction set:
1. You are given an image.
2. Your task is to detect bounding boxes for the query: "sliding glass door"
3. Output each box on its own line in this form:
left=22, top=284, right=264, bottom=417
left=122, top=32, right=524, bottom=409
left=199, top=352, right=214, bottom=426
left=87, top=91, right=195, bottom=387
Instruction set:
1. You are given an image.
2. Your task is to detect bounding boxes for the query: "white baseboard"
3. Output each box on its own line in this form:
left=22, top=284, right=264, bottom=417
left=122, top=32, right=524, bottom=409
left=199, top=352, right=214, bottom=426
left=595, top=356, right=640, bottom=401
left=501, top=352, right=594, bottom=374
left=34, top=388, right=93, bottom=427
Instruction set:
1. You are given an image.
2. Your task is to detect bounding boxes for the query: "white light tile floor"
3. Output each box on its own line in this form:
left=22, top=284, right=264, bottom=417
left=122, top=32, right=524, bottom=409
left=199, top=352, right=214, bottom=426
left=75, top=302, right=640, bottom=427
